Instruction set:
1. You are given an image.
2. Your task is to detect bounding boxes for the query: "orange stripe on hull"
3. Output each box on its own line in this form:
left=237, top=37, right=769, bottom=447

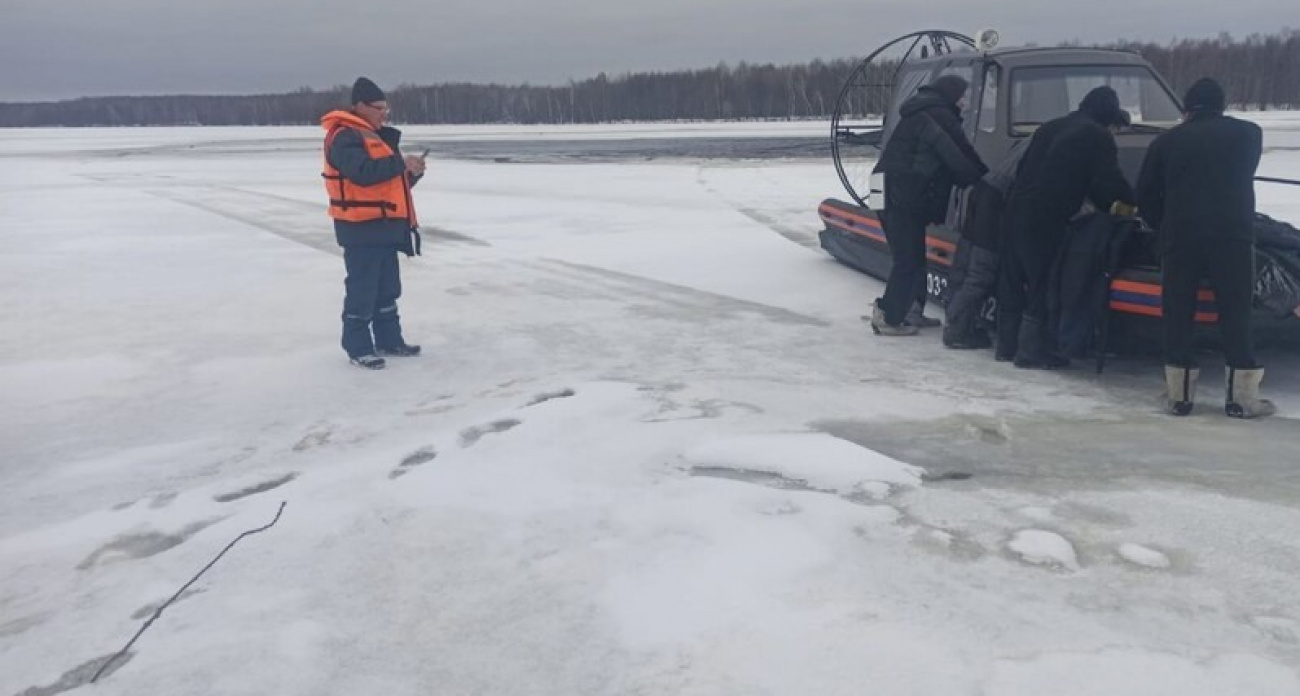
left=928, top=237, right=957, bottom=254
left=820, top=207, right=953, bottom=267
left=1110, top=301, right=1219, bottom=323
left=1112, top=279, right=1216, bottom=302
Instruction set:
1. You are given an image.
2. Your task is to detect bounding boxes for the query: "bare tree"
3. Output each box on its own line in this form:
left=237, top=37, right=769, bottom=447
left=3, top=31, right=1296, bottom=127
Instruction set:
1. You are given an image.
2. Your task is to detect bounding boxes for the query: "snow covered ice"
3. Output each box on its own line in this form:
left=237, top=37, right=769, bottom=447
left=2, top=118, right=1300, bottom=695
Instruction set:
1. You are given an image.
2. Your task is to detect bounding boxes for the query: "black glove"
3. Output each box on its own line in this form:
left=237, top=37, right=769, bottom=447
left=401, top=228, right=422, bottom=257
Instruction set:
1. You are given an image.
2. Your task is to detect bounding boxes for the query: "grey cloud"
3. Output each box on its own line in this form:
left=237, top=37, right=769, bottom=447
left=1, top=0, right=1294, bottom=101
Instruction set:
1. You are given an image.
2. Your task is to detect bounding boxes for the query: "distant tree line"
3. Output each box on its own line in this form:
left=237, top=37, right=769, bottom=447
left=1110, top=32, right=1300, bottom=111
left=1, top=30, right=1296, bottom=127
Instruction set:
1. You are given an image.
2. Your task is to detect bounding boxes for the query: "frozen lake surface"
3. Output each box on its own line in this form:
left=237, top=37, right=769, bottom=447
left=2, top=118, right=1299, bottom=695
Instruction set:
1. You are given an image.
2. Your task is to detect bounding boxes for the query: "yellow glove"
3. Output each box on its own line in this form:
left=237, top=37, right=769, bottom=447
left=1110, top=201, right=1138, bottom=217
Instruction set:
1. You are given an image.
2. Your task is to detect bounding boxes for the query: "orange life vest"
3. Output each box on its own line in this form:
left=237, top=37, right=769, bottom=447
left=320, top=110, right=417, bottom=227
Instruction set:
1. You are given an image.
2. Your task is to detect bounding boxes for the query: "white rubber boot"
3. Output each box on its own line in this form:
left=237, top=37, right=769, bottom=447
left=1164, top=365, right=1198, bottom=416
left=1225, top=367, right=1276, bottom=419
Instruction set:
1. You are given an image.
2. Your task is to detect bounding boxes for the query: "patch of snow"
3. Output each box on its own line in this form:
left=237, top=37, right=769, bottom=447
left=1251, top=616, right=1300, bottom=644
left=1117, top=543, right=1171, bottom=569
left=683, top=432, right=924, bottom=492
left=1018, top=506, right=1055, bottom=522
left=1008, top=530, right=1080, bottom=571
left=985, top=649, right=1300, bottom=696
left=926, top=529, right=955, bottom=546
left=852, top=481, right=894, bottom=500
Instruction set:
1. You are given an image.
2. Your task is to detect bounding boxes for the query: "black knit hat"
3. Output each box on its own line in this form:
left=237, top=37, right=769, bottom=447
left=931, top=75, right=969, bottom=105
left=1078, top=86, right=1128, bottom=127
left=1183, top=77, right=1226, bottom=114
left=351, top=77, right=386, bottom=105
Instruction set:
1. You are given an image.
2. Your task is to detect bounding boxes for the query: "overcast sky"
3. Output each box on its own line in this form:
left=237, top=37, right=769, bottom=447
left=2, top=0, right=1295, bottom=102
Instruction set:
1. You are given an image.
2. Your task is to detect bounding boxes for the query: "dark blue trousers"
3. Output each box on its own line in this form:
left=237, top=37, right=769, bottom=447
left=341, top=245, right=405, bottom=358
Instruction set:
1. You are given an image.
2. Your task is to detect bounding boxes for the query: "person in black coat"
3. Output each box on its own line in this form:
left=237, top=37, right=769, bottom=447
left=869, top=75, right=988, bottom=336
left=1136, top=77, right=1272, bottom=418
left=999, top=86, right=1136, bottom=367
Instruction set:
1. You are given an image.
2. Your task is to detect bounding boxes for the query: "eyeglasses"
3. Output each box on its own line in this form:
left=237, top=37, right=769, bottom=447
left=364, top=102, right=391, bottom=113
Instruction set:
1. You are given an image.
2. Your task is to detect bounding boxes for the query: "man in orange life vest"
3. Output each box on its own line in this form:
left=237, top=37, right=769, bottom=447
left=321, top=77, right=426, bottom=370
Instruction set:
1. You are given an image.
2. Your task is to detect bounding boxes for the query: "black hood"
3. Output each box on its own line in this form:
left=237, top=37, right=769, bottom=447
left=900, top=87, right=958, bottom=118
left=1184, top=77, right=1227, bottom=115
left=1078, top=86, right=1128, bottom=127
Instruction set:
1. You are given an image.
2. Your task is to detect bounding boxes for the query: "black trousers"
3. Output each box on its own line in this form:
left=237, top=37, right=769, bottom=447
left=1162, top=237, right=1256, bottom=369
left=342, top=245, right=405, bottom=358
left=996, top=233, right=1027, bottom=339
left=996, top=214, right=1069, bottom=360
left=1013, top=222, right=1068, bottom=325
left=879, top=189, right=930, bottom=326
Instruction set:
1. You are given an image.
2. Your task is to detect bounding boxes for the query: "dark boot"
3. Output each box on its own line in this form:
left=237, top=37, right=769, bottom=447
left=1041, top=327, right=1071, bottom=369
left=994, top=314, right=1019, bottom=362
left=377, top=343, right=422, bottom=357
left=906, top=301, right=942, bottom=329
left=867, top=301, right=919, bottom=336
left=953, top=330, right=992, bottom=349
left=944, top=291, right=987, bottom=349
left=349, top=354, right=386, bottom=370
left=993, top=310, right=1018, bottom=362
left=1014, top=317, right=1070, bottom=369
left=944, top=324, right=992, bottom=349
left=944, top=293, right=973, bottom=348
left=1013, top=316, right=1046, bottom=368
